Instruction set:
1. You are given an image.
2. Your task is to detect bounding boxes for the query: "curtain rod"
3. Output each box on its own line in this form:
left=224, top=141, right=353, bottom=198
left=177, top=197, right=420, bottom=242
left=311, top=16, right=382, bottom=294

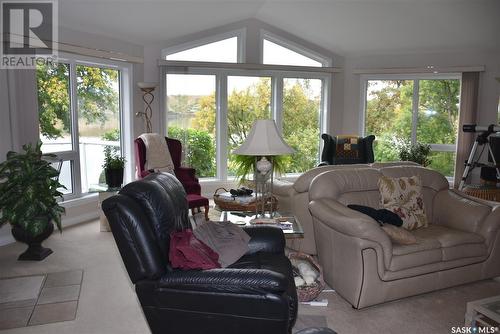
left=353, top=66, right=485, bottom=75
left=4, top=33, right=143, bottom=64
left=158, top=60, right=342, bottom=73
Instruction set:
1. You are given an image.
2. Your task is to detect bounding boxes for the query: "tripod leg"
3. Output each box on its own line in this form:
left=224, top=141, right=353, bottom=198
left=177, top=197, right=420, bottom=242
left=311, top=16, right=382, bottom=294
left=487, top=144, right=500, bottom=181
left=459, top=141, right=479, bottom=190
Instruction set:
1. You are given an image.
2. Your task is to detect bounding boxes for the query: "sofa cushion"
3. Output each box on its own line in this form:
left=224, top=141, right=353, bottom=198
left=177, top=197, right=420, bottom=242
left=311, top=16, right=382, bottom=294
left=389, top=248, right=442, bottom=271
left=388, top=224, right=487, bottom=271
left=441, top=243, right=487, bottom=261
left=392, top=237, right=441, bottom=256
left=412, top=225, right=487, bottom=261
left=381, top=224, right=417, bottom=245
left=412, top=225, right=485, bottom=247
left=378, top=175, right=428, bottom=230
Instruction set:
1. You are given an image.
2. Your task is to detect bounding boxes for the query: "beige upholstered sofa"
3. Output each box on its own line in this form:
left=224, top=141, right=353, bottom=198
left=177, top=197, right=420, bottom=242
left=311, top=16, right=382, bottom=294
left=308, top=166, right=500, bottom=309
left=273, top=162, right=417, bottom=255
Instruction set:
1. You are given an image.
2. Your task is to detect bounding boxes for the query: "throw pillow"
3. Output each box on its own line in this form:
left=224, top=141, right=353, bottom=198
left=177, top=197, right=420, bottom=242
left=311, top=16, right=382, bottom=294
left=378, top=175, right=428, bottom=230
left=381, top=224, right=418, bottom=245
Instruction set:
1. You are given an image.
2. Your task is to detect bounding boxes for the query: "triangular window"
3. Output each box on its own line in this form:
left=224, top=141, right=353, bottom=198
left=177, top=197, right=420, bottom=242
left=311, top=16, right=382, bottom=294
left=166, top=37, right=238, bottom=63
left=262, top=38, right=323, bottom=67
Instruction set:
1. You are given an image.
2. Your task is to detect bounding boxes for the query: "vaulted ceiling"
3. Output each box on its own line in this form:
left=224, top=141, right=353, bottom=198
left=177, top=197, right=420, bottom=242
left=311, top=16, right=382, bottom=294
left=59, top=0, right=500, bottom=56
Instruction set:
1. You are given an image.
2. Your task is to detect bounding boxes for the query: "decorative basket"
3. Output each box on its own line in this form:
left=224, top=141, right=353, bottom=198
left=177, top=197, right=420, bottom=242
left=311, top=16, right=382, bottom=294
left=213, top=188, right=278, bottom=212
left=462, top=185, right=500, bottom=203
left=288, top=252, right=325, bottom=302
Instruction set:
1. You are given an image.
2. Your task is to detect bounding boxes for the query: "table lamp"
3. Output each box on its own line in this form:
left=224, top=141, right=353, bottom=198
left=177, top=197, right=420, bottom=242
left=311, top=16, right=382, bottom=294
left=233, top=119, right=295, bottom=218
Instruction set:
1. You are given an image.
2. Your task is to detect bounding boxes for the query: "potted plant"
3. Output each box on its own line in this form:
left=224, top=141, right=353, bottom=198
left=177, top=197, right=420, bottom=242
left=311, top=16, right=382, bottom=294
left=232, top=155, right=288, bottom=185
left=398, top=141, right=432, bottom=167
left=103, top=146, right=126, bottom=189
left=0, top=142, right=65, bottom=261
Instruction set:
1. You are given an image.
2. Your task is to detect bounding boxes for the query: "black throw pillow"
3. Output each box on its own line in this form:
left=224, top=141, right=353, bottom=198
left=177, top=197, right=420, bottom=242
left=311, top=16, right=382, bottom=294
left=347, top=204, right=403, bottom=227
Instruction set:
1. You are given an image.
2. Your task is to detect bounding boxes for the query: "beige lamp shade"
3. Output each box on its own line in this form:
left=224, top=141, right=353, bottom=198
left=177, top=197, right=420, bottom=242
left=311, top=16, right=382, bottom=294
left=233, top=120, right=295, bottom=156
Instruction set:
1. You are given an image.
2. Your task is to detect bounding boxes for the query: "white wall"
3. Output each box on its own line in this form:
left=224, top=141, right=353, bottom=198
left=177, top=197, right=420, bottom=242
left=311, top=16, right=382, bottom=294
left=342, top=49, right=500, bottom=134
left=0, top=69, right=40, bottom=245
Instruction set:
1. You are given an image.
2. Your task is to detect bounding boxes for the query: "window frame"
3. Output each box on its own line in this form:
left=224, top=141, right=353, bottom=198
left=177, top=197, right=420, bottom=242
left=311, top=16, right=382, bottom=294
left=360, top=73, right=461, bottom=178
left=161, top=28, right=246, bottom=63
left=38, top=52, right=133, bottom=200
left=161, top=66, right=330, bottom=181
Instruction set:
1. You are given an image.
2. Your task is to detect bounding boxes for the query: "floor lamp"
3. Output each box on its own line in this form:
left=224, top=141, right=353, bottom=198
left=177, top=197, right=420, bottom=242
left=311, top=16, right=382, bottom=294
left=233, top=120, right=295, bottom=218
left=136, top=82, right=158, bottom=133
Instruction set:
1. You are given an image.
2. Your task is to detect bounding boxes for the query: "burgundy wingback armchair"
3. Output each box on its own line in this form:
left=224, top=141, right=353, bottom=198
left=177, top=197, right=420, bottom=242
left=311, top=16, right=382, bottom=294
left=134, top=137, right=209, bottom=220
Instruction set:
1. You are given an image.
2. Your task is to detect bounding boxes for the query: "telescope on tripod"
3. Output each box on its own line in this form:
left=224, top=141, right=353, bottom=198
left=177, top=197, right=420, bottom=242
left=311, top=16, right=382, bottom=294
left=459, top=124, right=500, bottom=190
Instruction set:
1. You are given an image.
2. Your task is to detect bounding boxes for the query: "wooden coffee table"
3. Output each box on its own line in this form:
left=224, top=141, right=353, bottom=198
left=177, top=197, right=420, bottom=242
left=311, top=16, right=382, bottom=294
left=465, top=295, right=500, bottom=329
left=220, top=211, right=304, bottom=239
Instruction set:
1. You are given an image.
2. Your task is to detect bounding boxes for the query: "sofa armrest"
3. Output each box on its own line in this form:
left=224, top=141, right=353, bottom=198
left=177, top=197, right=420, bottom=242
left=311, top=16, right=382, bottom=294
left=158, top=268, right=288, bottom=294
left=479, top=206, right=500, bottom=246
left=272, top=179, right=294, bottom=197
left=309, top=198, right=392, bottom=266
left=243, top=226, right=285, bottom=255
left=433, top=190, right=498, bottom=241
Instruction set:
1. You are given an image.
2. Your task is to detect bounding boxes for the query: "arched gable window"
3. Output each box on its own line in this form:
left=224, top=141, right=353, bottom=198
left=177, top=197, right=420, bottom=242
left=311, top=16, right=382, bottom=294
left=162, top=30, right=244, bottom=63
left=161, top=25, right=333, bottom=180
left=261, top=31, right=331, bottom=67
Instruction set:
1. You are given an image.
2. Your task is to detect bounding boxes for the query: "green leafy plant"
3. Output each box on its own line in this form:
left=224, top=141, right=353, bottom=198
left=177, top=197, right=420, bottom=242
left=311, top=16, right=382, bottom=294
left=233, top=155, right=288, bottom=185
left=102, top=146, right=125, bottom=170
left=398, top=141, right=432, bottom=167
left=101, top=129, right=120, bottom=141
left=0, top=142, right=65, bottom=236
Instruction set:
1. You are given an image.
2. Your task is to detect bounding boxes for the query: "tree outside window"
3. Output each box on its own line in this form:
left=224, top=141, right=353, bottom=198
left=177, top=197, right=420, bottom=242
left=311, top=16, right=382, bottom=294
left=365, top=78, right=460, bottom=177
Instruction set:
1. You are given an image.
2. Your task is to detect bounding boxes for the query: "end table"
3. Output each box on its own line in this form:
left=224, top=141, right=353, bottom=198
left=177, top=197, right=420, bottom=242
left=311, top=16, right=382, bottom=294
left=89, top=184, right=121, bottom=232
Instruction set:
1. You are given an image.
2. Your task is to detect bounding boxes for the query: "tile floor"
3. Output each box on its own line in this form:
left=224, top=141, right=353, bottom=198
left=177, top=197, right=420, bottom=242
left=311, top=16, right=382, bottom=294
left=0, top=270, right=83, bottom=330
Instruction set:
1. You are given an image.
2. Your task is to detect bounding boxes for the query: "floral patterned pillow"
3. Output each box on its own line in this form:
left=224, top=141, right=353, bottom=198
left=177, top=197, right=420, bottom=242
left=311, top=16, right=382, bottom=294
left=378, top=175, right=428, bottom=230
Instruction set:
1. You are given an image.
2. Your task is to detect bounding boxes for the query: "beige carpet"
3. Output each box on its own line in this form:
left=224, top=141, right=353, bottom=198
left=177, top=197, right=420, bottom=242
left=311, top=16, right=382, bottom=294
left=1, top=220, right=499, bottom=334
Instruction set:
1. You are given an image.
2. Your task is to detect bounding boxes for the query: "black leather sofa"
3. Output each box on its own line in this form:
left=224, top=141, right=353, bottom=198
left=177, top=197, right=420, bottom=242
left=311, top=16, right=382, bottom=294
left=102, top=173, right=298, bottom=334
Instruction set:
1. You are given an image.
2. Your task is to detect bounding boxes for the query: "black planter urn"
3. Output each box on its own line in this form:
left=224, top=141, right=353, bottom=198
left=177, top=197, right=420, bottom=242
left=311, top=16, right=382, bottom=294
left=11, top=222, right=54, bottom=261
left=105, top=168, right=124, bottom=188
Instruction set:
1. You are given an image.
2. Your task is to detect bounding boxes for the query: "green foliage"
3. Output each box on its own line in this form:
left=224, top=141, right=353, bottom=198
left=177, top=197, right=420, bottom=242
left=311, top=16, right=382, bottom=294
left=366, top=79, right=460, bottom=176
left=102, top=146, right=125, bottom=170
left=232, top=155, right=288, bottom=185
left=191, top=78, right=321, bottom=174
left=168, top=126, right=216, bottom=178
left=0, top=142, right=65, bottom=236
left=37, top=63, right=119, bottom=139
left=101, top=129, right=120, bottom=141
left=398, top=141, right=432, bottom=166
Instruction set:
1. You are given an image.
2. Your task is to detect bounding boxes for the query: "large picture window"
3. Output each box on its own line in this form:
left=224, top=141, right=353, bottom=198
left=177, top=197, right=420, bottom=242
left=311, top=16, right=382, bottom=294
left=364, top=76, right=461, bottom=177
left=162, top=30, right=331, bottom=181
left=166, top=74, right=217, bottom=178
left=37, top=55, right=129, bottom=197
